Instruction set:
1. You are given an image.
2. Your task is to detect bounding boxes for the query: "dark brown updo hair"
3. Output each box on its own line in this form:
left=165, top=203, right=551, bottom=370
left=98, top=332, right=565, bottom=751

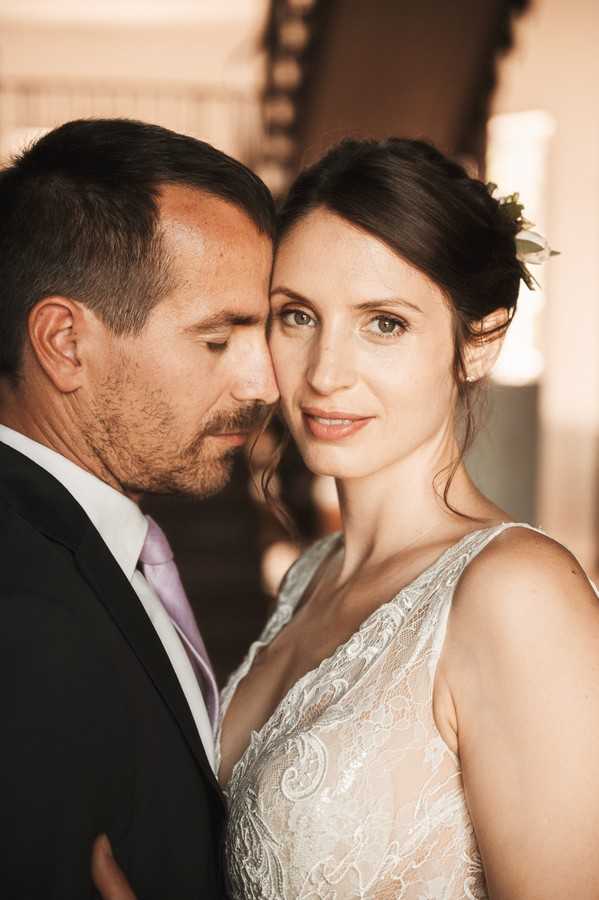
left=274, top=137, right=527, bottom=515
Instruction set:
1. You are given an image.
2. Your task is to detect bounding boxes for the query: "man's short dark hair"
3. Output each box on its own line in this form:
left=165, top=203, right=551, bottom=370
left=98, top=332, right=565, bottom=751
left=0, top=118, right=275, bottom=377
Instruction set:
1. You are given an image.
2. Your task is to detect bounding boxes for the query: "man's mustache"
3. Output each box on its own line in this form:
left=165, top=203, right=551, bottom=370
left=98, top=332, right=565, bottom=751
left=203, top=402, right=275, bottom=436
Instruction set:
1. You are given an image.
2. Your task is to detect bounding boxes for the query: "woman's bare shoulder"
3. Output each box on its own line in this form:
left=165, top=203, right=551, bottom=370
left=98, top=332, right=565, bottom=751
left=442, top=526, right=599, bottom=899
left=453, top=524, right=597, bottom=628
left=437, top=524, right=599, bottom=690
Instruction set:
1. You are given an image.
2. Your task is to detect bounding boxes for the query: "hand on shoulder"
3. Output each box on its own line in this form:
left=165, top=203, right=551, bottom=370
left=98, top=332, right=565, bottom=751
left=442, top=525, right=599, bottom=899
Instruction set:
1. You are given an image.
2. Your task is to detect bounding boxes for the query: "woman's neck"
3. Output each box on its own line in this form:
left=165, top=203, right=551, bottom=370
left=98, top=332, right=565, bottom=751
left=333, top=440, right=499, bottom=585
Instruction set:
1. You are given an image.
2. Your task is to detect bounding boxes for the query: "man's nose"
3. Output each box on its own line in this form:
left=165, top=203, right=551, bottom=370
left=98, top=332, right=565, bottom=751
left=233, top=336, right=279, bottom=406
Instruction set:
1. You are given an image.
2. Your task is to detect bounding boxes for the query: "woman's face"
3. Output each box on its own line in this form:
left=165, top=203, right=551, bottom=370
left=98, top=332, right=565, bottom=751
left=269, top=208, right=459, bottom=481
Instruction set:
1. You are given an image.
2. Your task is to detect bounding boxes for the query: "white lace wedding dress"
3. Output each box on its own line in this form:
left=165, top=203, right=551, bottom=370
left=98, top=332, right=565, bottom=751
left=216, top=523, right=533, bottom=899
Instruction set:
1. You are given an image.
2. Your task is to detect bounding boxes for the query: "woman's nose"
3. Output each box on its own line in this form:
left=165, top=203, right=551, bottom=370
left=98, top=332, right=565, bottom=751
left=305, top=335, right=356, bottom=395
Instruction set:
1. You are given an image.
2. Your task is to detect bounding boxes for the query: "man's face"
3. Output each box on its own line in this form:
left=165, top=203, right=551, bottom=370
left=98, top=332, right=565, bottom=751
left=84, top=185, right=278, bottom=498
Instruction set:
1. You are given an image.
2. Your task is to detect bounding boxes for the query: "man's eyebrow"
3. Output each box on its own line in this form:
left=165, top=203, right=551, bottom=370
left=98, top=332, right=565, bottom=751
left=270, top=286, right=423, bottom=315
left=183, top=311, right=264, bottom=333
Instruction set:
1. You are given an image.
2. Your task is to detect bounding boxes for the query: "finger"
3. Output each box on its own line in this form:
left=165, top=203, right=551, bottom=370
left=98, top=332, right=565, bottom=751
left=91, top=834, right=138, bottom=900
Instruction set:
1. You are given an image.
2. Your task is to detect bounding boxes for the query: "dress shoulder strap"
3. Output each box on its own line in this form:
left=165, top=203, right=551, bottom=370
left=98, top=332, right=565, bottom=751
left=460, top=521, right=597, bottom=596
left=441, top=521, right=544, bottom=582
left=427, top=522, right=543, bottom=671
left=278, top=532, right=341, bottom=610
left=461, top=521, right=541, bottom=560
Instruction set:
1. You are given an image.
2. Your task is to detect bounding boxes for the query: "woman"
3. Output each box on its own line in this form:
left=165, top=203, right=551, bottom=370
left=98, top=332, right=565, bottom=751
left=217, top=139, right=599, bottom=899
left=94, top=138, right=599, bottom=899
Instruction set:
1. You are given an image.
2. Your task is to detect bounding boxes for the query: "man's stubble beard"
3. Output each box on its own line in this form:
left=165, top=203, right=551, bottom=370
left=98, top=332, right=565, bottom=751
left=84, top=373, right=270, bottom=500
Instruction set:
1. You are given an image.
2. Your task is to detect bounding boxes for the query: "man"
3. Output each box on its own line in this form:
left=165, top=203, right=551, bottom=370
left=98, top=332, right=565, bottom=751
left=1, top=118, right=278, bottom=898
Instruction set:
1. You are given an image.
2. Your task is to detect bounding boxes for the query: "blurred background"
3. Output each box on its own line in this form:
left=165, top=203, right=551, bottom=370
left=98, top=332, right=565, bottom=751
left=2, top=0, right=597, bottom=682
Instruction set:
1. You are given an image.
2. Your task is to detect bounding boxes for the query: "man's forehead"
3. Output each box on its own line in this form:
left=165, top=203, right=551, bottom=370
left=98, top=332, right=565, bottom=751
left=159, top=193, right=273, bottom=287
left=155, top=185, right=273, bottom=324
left=173, top=266, right=271, bottom=329
left=157, top=183, right=267, bottom=243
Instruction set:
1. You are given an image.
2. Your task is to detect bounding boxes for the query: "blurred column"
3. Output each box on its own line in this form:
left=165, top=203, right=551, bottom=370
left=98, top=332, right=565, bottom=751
left=467, top=110, right=554, bottom=526
left=491, top=0, right=599, bottom=571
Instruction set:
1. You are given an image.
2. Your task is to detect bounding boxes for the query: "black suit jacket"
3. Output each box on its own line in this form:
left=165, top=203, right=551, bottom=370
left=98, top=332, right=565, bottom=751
left=0, top=441, right=227, bottom=899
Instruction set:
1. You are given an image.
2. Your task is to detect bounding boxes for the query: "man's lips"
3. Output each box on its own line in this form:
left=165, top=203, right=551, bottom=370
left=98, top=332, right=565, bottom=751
left=209, top=431, right=251, bottom=445
left=301, top=407, right=373, bottom=441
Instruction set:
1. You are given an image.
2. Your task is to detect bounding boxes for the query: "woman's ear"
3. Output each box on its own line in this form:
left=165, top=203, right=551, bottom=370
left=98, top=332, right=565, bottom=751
left=27, top=296, right=87, bottom=393
left=462, top=308, right=509, bottom=383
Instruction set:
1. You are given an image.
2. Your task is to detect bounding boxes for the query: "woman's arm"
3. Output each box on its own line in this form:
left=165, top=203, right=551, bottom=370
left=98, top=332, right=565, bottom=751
left=92, top=836, right=137, bottom=900
left=444, top=528, right=599, bottom=899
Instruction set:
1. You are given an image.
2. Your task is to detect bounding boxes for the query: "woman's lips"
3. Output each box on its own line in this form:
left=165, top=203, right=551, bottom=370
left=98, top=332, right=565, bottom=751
left=301, top=411, right=373, bottom=442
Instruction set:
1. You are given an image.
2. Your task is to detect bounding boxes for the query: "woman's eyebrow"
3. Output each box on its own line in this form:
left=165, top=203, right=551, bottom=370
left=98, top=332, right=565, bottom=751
left=353, top=298, right=424, bottom=315
left=269, top=286, right=310, bottom=304
left=270, top=287, right=423, bottom=316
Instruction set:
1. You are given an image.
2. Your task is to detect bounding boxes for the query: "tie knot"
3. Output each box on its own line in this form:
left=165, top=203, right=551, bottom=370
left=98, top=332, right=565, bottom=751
left=139, top=515, right=174, bottom=566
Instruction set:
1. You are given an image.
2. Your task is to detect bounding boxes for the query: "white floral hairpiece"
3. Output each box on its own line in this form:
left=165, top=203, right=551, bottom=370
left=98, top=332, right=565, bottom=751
left=486, top=182, right=559, bottom=290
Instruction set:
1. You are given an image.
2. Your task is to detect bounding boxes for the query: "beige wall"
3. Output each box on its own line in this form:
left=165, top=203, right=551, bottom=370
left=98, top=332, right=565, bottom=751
left=0, top=8, right=266, bottom=159
left=492, top=0, right=599, bottom=569
left=0, top=22, right=261, bottom=88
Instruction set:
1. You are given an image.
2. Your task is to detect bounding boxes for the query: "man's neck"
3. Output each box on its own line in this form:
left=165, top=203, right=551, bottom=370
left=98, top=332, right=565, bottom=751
left=0, top=389, right=128, bottom=497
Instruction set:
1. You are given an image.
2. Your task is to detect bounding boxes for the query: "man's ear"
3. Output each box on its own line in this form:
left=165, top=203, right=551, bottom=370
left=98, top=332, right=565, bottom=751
left=27, top=296, right=88, bottom=393
left=462, top=308, right=509, bottom=383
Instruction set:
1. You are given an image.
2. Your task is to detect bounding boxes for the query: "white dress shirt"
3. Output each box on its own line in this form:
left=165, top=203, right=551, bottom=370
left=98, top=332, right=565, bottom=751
left=0, top=424, right=215, bottom=769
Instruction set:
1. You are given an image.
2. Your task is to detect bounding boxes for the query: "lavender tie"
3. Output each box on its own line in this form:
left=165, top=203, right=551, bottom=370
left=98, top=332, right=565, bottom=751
left=139, top=515, right=219, bottom=729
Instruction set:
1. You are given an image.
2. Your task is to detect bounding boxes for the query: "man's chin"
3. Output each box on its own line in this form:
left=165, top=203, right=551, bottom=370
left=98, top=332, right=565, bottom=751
left=130, top=453, right=236, bottom=500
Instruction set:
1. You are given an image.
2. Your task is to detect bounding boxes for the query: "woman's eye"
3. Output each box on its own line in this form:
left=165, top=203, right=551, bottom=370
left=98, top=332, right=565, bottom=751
left=367, top=315, right=406, bottom=337
left=280, top=309, right=316, bottom=328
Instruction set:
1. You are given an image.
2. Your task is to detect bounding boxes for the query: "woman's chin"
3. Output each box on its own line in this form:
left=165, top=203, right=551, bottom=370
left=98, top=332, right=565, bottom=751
left=297, top=444, right=369, bottom=481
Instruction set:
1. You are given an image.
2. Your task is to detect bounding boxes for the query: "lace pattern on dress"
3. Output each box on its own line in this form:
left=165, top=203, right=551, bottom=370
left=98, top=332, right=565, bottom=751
left=217, top=523, right=537, bottom=899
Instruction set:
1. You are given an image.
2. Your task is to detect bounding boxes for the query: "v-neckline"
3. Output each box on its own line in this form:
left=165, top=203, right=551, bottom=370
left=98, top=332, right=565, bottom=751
left=218, top=522, right=515, bottom=786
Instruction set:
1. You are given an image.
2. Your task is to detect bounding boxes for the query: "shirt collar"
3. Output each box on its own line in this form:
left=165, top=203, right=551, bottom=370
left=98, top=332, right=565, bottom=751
left=0, top=425, right=148, bottom=581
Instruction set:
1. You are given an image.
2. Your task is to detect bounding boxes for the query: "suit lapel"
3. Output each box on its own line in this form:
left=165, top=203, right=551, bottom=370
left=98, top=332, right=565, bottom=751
left=76, top=525, right=224, bottom=800
left=0, top=441, right=224, bottom=805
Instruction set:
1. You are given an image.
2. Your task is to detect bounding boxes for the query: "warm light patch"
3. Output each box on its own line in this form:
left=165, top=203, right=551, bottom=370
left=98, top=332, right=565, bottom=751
left=486, top=110, right=555, bottom=386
